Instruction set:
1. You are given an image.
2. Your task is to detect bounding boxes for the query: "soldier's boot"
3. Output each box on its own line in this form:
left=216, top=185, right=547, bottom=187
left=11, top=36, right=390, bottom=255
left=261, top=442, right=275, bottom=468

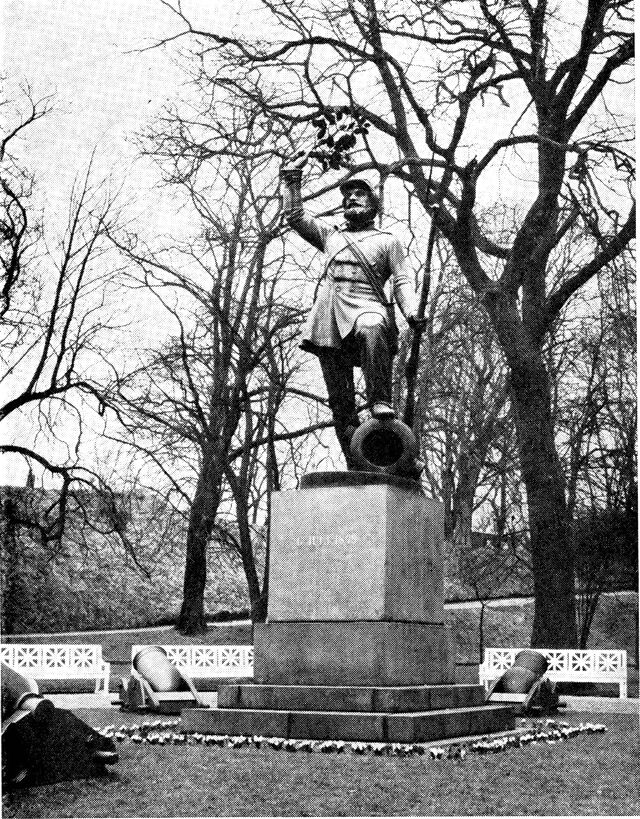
left=318, top=351, right=360, bottom=470
left=354, top=316, right=395, bottom=420
left=371, top=402, right=395, bottom=419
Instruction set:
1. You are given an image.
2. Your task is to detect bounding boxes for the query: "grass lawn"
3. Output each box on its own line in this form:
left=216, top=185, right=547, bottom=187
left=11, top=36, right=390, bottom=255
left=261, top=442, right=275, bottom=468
left=3, top=713, right=638, bottom=817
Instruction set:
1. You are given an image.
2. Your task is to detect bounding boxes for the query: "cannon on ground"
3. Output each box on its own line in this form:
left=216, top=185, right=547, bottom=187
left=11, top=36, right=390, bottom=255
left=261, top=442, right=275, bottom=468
left=2, top=662, right=118, bottom=788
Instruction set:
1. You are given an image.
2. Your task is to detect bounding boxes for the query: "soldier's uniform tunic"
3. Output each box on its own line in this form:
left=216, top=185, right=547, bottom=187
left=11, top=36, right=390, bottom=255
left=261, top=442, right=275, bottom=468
left=287, top=211, right=417, bottom=353
left=282, top=177, right=417, bottom=466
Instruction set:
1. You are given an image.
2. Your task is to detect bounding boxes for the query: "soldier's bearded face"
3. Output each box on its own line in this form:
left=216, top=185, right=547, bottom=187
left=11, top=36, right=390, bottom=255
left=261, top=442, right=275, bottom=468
left=343, top=188, right=376, bottom=226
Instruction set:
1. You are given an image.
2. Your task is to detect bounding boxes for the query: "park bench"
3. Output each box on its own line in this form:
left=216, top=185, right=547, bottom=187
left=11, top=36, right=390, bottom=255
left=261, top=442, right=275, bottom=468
left=130, top=645, right=254, bottom=681
left=479, top=647, right=628, bottom=698
left=0, top=644, right=111, bottom=694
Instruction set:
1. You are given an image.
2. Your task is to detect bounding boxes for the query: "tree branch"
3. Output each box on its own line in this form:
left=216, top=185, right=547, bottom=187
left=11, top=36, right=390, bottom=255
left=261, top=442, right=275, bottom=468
left=544, top=202, right=635, bottom=327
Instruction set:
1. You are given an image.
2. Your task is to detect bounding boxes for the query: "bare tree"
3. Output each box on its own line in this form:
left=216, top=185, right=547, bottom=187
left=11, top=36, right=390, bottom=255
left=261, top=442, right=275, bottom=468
left=458, top=534, right=531, bottom=661
left=112, top=98, right=330, bottom=632
left=550, top=248, right=636, bottom=519
left=547, top=246, right=636, bottom=646
left=0, top=85, right=127, bottom=551
left=419, top=284, right=511, bottom=544
left=157, top=0, right=635, bottom=646
left=0, top=84, right=51, bottom=318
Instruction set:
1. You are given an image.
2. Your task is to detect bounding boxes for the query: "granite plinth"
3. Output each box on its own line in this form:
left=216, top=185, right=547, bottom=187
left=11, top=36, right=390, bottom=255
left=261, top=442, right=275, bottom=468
left=254, top=621, right=454, bottom=686
left=207, top=473, right=498, bottom=745
left=180, top=703, right=515, bottom=743
left=218, top=683, right=486, bottom=712
left=268, top=475, right=444, bottom=622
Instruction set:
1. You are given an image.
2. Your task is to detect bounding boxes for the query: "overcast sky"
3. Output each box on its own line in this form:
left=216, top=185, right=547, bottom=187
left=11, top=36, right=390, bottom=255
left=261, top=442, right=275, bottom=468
left=5, top=1, right=261, bottom=214
left=3, top=0, right=248, bottom=483
left=2, top=1, right=632, bottom=486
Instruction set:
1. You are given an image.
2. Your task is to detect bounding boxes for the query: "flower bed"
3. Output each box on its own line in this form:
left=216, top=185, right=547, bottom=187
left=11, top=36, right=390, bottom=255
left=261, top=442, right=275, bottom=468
left=97, top=718, right=606, bottom=761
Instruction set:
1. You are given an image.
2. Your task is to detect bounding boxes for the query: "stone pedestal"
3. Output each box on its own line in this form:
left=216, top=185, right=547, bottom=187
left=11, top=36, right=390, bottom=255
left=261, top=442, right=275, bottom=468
left=268, top=473, right=444, bottom=622
left=181, top=473, right=514, bottom=742
left=254, top=621, right=452, bottom=686
left=258, top=471, right=453, bottom=687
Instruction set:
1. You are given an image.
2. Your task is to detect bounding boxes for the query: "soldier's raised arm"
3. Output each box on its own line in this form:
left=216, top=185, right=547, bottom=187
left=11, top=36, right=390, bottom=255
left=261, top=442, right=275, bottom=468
left=280, top=152, right=332, bottom=252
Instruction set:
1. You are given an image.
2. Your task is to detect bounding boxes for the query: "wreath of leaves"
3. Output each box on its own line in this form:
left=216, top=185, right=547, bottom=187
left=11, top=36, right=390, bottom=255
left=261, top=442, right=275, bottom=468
left=308, top=107, right=369, bottom=172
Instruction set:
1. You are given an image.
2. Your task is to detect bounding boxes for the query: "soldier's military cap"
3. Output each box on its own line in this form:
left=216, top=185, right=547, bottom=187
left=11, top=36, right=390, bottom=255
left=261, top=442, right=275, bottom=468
left=339, top=177, right=377, bottom=197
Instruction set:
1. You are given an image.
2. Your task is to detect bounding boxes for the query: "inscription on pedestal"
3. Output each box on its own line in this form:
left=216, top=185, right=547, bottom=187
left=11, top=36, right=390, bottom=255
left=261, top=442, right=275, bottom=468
left=272, top=495, right=386, bottom=620
left=268, top=481, right=444, bottom=622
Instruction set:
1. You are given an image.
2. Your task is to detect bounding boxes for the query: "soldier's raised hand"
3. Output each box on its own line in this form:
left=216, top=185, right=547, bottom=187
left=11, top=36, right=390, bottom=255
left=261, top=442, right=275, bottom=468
left=280, top=150, right=311, bottom=175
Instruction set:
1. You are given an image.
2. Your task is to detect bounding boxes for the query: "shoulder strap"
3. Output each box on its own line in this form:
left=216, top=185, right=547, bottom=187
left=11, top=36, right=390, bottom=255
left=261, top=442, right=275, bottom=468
left=339, top=231, right=390, bottom=307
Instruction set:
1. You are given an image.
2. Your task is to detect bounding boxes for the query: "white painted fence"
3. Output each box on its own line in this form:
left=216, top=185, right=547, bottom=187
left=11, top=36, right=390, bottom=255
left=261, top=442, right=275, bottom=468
left=130, top=645, right=254, bottom=680
left=0, top=644, right=110, bottom=694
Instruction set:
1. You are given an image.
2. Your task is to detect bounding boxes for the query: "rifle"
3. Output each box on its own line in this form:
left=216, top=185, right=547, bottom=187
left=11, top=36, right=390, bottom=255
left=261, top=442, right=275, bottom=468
left=403, top=194, right=439, bottom=431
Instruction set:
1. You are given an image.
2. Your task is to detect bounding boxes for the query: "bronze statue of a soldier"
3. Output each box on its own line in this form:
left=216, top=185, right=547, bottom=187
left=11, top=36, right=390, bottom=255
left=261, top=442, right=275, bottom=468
left=280, top=153, right=422, bottom=469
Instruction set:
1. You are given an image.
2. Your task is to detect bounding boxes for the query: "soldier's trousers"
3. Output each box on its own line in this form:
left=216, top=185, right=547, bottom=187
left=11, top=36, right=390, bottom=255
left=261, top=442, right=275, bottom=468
left=317, top=314, right=393, bottom=468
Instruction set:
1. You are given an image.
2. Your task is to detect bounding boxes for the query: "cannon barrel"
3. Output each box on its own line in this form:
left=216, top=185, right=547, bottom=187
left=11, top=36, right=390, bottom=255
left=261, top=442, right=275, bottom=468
left=350, top=418, right=421, bottom=478
left=494, top=650, right=549, bottom=694
left=132, top=646, right=187, bottom=692
left=2, top=661, right=118, bottom=788
left=1, top=662, right=53, bottom=723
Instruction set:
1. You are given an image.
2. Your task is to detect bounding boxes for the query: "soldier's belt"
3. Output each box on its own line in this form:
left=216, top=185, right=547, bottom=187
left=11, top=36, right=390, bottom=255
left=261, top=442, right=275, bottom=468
left=333, top=276, right=370, bottom=284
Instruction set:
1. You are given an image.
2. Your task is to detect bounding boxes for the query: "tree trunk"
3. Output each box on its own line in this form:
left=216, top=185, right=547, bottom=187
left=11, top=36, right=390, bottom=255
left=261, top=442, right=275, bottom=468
left=234, top=492, right=265, bottom=623
left=578, top=594, right=600, bottom=649
left=453, top=498, right=473, bottom=548
left=1, top=493, right=19, bottom=635
left=177, top=503, right=209, bottom=634
left=509, top=357, right=577, bottom=648
left=256, top=437, right=279, bottom=624
left=177, top=455, right=222, bottom=635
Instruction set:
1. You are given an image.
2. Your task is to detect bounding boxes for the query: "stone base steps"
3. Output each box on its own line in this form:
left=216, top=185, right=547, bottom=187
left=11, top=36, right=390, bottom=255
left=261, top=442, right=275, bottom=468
left=181, top=702, right=515, bottom=743
left=182, top=682, right=515, bottom=743
left=218, top=682, right=486, bottom=712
